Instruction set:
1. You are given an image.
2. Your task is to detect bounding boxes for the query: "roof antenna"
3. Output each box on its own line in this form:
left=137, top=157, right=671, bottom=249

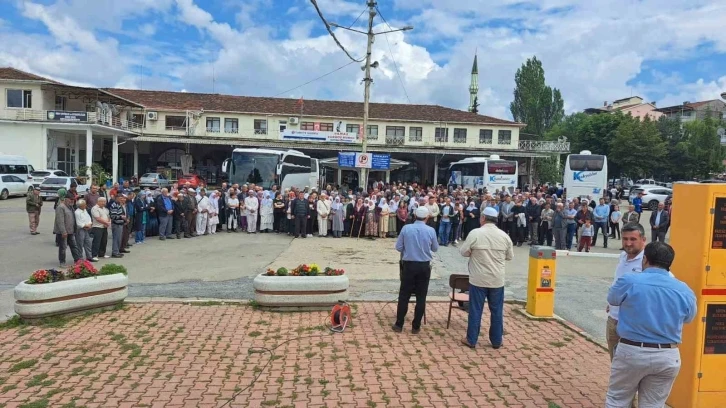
left=140, top=65, right=143, bottom=90
left=212, top=65, right=216, bottom=94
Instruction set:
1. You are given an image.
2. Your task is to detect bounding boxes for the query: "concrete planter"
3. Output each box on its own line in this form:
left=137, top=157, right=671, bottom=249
left=14, top=274, right=128, bottom=319
left=253, top=274, right=349, bottom=307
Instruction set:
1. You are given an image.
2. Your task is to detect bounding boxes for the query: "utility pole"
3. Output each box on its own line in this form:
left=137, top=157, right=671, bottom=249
left=360, top=0, right=376, bottom=190
left=330, top=2, right=412, bottom=191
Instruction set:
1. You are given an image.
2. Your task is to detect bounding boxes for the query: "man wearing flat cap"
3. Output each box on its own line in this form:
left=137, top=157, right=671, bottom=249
left=53, top=194, right=81, bottom=267
left=392, top=206, right=438, bottom=335
left=459, top=206, right=514, bottom=349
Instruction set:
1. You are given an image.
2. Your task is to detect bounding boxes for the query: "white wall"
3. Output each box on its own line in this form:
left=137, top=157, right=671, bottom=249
left=0, top=123, right=45, bottom=169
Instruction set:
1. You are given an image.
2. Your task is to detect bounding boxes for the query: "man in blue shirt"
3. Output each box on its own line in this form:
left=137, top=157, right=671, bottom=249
left=606, top=242, right=697, bottom=408
left=593, top=197, right=611, bottom=248
left=631, top=192, right=644, bottom=220
left=393, top=206, right=439, bottom=334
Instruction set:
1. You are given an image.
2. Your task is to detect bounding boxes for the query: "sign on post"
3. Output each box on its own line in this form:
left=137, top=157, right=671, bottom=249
left=337, top=152, right=390, bottom=170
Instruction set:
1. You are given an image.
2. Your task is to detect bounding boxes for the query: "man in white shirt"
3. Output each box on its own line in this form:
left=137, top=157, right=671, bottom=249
left=74, top=199, right=94, bottom=261
left=606, top=222, right=647, bottom=359
left=459, top=207, right=514, bottom=349
left=244, top=190, right=259, bottom=233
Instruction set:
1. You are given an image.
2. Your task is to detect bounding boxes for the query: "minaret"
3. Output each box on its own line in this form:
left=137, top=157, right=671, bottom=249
left=468, top=53, right=479, bottom=113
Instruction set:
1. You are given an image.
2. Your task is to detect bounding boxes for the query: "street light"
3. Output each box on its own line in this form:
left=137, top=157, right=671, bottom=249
left=330, top=1, right=413, bottom=189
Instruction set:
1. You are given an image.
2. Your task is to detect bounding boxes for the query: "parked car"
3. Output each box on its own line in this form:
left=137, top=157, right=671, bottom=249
left=39, top=177, right=89, bottom=200
left=629, top=186, right=672, bottom=211
left=0, top=174, right=33, bottom=199
left=139, top=173, right=171, bottom=189
left=30, top=169, right=69, bottom=188
left=177, top=174, right=205, bottom=188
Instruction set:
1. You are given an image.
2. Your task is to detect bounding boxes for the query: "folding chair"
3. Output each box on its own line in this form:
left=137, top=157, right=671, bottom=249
left=447, top=274, right=470, bottom=329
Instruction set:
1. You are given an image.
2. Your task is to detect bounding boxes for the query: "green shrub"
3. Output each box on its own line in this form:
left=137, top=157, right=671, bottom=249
left=276, top=267, right=288, bottom=276
left=99, top=264, right=128, bottom=276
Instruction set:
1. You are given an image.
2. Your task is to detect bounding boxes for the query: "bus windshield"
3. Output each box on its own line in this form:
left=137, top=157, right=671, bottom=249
left=230, top=153, right=278, bottom=189
left=568, top=155, right=604, bottom=171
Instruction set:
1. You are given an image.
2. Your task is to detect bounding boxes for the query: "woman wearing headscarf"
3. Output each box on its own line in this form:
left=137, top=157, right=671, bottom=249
left=396, top=200, right=408, bottom=235
left=260, top=191, right=274, bottom=232
left=378, top=198, right=390, bottom=238
left=286, top=191, right=296, bottom=235
left=207, top=190, right=219, bottom=234
left=351, top=198, right=366, bottom=238
left=365, top=198, right=378, bottom=238
left=462, top=201, right=480, bottom=240
left=330, top=196, right=345, bottom=238
left=387, top=196, right=398, bottom=237
left=306, top=193, right=316, bottom=237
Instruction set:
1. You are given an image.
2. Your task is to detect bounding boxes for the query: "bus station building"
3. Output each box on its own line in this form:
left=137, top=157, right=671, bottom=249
left=0, top=67, right=570, bottom=187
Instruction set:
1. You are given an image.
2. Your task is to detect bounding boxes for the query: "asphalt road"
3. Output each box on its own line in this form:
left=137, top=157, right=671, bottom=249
left=1, top=195, right=664, bottom=343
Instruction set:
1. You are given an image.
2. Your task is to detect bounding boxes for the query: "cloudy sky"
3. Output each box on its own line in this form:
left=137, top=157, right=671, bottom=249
left=1, top=0, right=725, bottom=120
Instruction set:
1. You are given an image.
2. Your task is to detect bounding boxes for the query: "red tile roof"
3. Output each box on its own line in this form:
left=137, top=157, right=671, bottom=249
left=0, top=67, right=59, bottom=83
left=104, top=88, right=522, bottom=126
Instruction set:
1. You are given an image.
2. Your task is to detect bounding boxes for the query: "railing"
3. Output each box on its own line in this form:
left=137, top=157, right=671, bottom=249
left=385, top=135, right=405, bottom=145
left=518, top=140, right=571, bottom=152
left=0, top=109, right=144, bottom=132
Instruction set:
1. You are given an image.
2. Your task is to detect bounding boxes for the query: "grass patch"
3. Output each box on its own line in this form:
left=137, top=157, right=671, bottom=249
left=529, top=383, right=540, bottom=391
left=26, top=374, right=49, bottom=387
left=248, top=331, right=262, bottom=338
left=19, top=399, right=49, bottom=408
left=42, top=352, right=56, bottom=361
left=261, top=400, right=279, bottom=406
left=549, top=341, right=566, bottom=348
left=1, top=385, right=17, bottom=393
left=547, top=402, right=562, bottom=408
left=189, top=301, right=226, bottom=306
left=304, top=352, right=317, bottom=359
left=318, top=379, right=329, bottom=385
left=9, top=359, right=37, bottom=372
left=0, top=315, right=23, bottom=329
left=366, top=401, right=377, bottom=407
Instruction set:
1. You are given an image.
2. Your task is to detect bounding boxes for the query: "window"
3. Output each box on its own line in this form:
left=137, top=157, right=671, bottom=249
left=568, top=155, right=605, bottom=171
left=453, top=128, right=467, bottom=143
left=254, top=119, right=268, bottom=134
left=386, top=126, right=405, bottom=137
left=56, top=147, right=76, bottom=174
left=165, top=115, right=187, bottom=131
left=301, top=122, right=315, bottom=130
left=435, top=127, right=449, bottom=143
left=55, top=96, right=66, bottom=111
left=409, top=127, right=422, bottom=142
left=132, top=114, right=145, bottom=127
left=279, top=120, right=287, bottom=133
left=0, top=164, right=28, bottom=175
left=479, top=129, right=493, bottom=144
left=206, top=117, right=221, bottom=133
left=346, top=124, right=360, bottom=134
left=6, top=89, right=32, bottom=108
left=487, top=161, right=517, bottom=175
left=225, top=118, right=239, bottom=134
left=366, top=125, right=378, bottom=140
left=319, top=123, right=333, bottom=132
left=497, top=130, right=512, bottom=144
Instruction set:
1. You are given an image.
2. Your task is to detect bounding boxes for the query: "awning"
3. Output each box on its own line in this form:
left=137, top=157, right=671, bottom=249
left=318, top=157, right=410, bottom=171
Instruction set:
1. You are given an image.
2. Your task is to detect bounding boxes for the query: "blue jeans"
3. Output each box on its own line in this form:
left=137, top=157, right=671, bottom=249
left=135, top=226, right=146, bottom=243
left=438, top=221, right=452, bottom=245
left=467, top=284, right=504, bottom=347
left=566, top=224, right=577, bottom=250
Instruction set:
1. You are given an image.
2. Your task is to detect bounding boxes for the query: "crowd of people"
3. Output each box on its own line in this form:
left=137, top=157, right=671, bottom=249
left=28, top=177, right=674, bottom=266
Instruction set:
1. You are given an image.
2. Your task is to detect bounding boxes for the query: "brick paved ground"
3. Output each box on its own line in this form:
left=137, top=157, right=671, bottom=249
left=0, top=302, right=610, bottom=408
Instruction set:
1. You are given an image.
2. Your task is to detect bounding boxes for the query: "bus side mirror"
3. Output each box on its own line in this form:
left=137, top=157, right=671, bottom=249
left=222, top=159, right=229, bottom=173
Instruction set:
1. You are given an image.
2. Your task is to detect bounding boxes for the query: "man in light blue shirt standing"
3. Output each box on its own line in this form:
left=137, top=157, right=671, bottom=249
left=593, top=197, right=610, bottom=248
left=606, top=241, right=697, bottom=408
left=393, top=206, right=439, bottom=334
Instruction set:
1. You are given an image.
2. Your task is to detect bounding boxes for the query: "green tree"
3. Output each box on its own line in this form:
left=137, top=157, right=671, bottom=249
left=656, top=116, right=687, bottom=180
left=510, top=56, right=564, bottom=138
left=680, top=117, right=725, bottom=179
left=609, top=115, right=667, bottom=178
left=534, top=155, right=562, bottom=184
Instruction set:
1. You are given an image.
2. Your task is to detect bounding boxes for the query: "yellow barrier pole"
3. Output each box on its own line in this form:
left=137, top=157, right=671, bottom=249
left=525, top=245, right=557, bottom=318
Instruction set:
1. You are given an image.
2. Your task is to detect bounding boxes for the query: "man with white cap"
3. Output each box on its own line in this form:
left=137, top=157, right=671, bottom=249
left=393, top=205, right=439, bottom=334
left=459, top=206, right=514, bottom=349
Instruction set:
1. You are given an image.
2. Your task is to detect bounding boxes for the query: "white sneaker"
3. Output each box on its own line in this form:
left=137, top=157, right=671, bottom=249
left=307, top=234, right=312, bottom=238
left=92, top=257, right=99, bottom=262
left=103, top=255, right=111, bottom=259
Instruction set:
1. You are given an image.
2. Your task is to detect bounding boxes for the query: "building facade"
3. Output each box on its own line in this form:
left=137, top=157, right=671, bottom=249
left=1, top=67, right=570, bottom=187
left=584, top=96, right=663, bottom=121
left=655, top=99, right=726, bottom=123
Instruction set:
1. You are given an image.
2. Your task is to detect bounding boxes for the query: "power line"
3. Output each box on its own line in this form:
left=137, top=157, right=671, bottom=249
left=348, top=7, right=367, bottom=28
left=309, top=0, right=365, bottom=63
left=375, top=5, right=411, bottom=104
left=272, top=60, right=358, bottom=97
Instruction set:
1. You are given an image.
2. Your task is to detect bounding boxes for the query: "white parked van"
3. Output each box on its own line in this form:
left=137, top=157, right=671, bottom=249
left=0, top=154, right=35, bottom=183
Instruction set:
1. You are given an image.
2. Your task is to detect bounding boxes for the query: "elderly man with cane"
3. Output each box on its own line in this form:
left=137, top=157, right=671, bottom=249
left=392, top=206, right=438, bottom=334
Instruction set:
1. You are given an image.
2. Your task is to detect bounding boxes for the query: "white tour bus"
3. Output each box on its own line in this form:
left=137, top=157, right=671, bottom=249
left=448, top=155, right=518, bottom=193
left=222, top=148, right=318, bottom=191
left=563, top=150, right=608, bottom=199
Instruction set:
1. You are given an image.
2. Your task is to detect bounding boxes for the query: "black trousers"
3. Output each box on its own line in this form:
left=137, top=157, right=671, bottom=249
left=174, top=217, right=184, bottom=238
left=91, top=227, right=108, bottom=258
left=395, top=261, right=431, bottom=330
left=294, top=216, right=307, bottom=237
left=273, top=212, right=284, bottom=232
left=58, top=233, right=81, bottom=265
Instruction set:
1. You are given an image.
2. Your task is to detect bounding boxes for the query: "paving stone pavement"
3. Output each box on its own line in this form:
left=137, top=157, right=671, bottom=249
left=0, top=302, right=611, bottom=408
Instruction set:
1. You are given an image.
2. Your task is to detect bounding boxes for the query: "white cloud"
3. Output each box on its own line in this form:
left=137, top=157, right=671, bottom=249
left=0, top=0, right=725, bottom=123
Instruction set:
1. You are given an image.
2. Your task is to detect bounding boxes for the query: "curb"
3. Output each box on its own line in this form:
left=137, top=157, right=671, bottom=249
left=555, top=250, right=620, bottom=259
